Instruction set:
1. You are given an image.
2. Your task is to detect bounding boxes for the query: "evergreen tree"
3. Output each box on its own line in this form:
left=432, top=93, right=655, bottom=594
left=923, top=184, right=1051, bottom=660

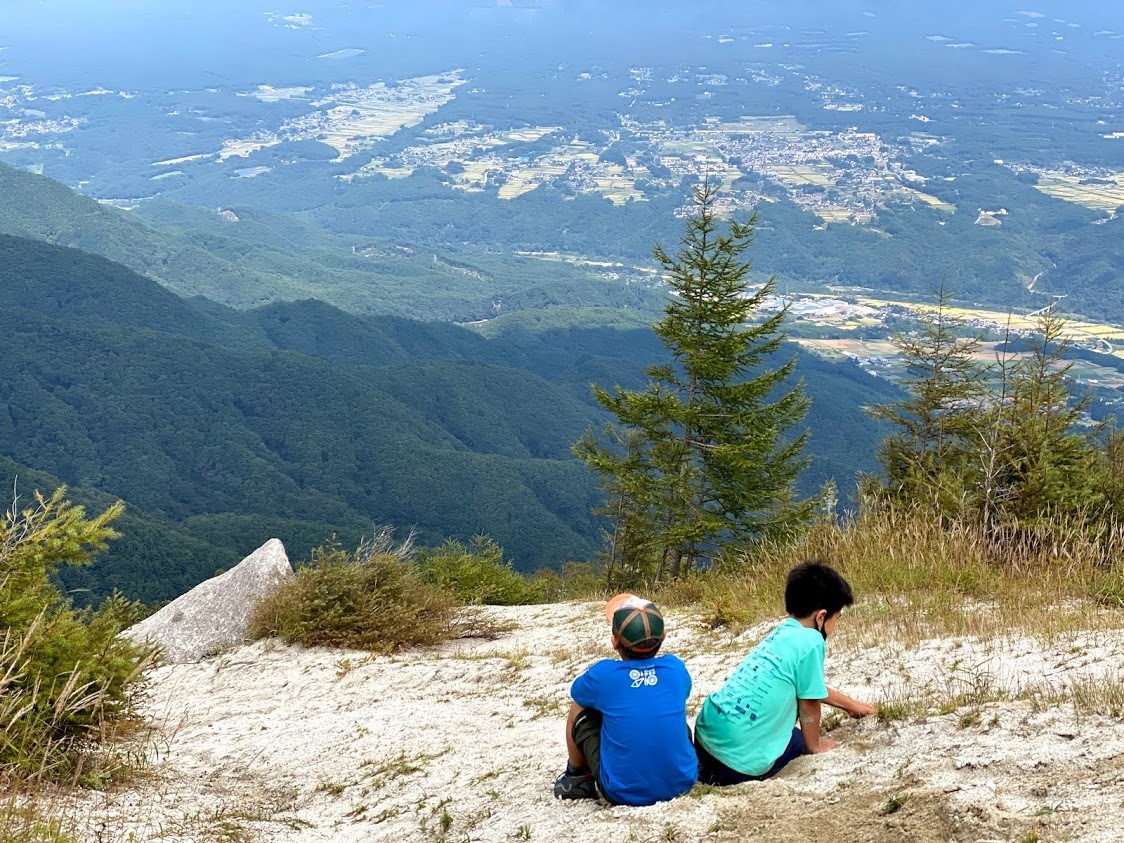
left=868, top=300, right=1111, bottom=538
left=1093, top=423, right=1124, bottom=525
left=986, top=310, right=1104, bottom=525
left=576, top=180, right=811, bottom=581
left=0, top=487, right=151, bottom=782
left=574, top=424, right=661, bottom=588
left=865, top=286, right=987, bottom=515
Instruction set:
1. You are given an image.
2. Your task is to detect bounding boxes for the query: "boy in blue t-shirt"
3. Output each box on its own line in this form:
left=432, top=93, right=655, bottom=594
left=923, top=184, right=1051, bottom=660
left=694, top=561, right=876, bottom=785
left=553, top=595, right=697, bottom=806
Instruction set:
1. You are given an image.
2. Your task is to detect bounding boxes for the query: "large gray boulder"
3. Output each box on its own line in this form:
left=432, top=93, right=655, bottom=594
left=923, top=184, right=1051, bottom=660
left=122, top=538, right=292, bottom=663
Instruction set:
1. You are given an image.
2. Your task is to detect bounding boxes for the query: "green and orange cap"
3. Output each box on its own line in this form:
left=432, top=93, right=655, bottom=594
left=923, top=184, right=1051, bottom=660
left=605, top=593, right=665, bottom=655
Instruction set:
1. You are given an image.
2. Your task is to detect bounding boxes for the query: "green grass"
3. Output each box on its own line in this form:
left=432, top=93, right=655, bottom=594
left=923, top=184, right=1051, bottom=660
left=0, top=806, right=75, bottom=843
left=416, top=537, right=544, bottom=606
left=876, top=702, right=911, bottom=722
left=880, top=793, right=909, bottom=816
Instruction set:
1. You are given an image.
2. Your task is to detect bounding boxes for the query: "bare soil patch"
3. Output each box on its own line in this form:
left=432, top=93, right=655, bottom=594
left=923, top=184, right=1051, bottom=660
left=61, top=603, right=1124, bottom=842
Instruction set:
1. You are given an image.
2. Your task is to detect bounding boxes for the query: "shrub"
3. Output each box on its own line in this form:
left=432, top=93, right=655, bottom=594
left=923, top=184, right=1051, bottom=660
left=0, top=489, right=153, bottom=786
left=248, top=540, right=458, bottom=652
left=530, top=562, right=607, bottom=603
left=416, top=537, right=543, bottom=605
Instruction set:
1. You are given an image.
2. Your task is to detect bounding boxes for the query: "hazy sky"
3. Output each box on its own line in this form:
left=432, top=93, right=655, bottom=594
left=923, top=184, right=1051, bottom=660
left=1, top=1, right=1121, bottom=90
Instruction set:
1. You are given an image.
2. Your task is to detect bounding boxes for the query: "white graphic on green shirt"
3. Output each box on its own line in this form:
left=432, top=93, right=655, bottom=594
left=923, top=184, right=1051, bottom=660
left=695, top=618, right=827, bottom=776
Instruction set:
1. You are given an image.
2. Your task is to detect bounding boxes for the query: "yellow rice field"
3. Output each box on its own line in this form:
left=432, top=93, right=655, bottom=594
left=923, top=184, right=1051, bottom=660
left=851, top=296, right=1124, bottom=356
left=1034, top=172, right=1124, bottom=213
left=901, top=186, right=956, bottom=213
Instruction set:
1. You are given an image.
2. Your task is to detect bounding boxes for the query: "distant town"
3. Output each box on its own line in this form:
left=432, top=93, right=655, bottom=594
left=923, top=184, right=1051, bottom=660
left=4, top=57, right=1123, bottom=227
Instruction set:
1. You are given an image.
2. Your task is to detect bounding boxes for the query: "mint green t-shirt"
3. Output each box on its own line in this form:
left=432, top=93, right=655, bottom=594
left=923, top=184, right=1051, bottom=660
left=695, top=617, right=827, bottom=776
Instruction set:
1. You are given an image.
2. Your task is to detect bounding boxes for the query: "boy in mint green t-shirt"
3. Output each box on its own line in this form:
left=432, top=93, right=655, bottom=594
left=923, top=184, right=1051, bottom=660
left=694, top=561, right=875, bottom=785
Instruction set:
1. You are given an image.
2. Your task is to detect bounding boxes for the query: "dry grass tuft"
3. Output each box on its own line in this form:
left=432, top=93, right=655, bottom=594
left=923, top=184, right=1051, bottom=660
left=249, top=543, right=458, bottom=653
left=711, top=786, right=1020, bottom=842
left=0, top=802, right=74, bottom=843
left=449, top=608, right=518, bottom=641
left=654, top=509, right=1124, bottom=647
left=1024, top=672, right=1124, bottom=717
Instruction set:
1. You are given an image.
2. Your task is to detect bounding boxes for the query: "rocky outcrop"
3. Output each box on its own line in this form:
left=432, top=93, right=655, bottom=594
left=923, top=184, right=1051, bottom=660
left=121, top=538, right=292, bottom=664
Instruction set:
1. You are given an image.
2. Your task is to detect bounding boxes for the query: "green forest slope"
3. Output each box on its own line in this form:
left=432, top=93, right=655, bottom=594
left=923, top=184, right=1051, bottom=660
left=151, top=160, right=1124, bottom=324
left=0, top=163, right=662, bottom=322
left=0, top=234, right=898, bottom=602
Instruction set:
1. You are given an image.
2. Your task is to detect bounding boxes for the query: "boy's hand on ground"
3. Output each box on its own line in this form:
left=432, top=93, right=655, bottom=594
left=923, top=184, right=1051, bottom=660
left=846, top=701, right=877, bottom=719
left=808, top=738, right=839, bottom=754
left=825, top=688, right=876, bottom=719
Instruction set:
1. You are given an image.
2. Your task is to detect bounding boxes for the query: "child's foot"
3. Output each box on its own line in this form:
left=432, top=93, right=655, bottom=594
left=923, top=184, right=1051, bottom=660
left=553, top=769, right=598, bottom=800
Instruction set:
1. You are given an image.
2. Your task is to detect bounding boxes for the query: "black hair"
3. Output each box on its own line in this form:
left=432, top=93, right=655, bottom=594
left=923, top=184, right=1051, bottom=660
left=784, top=560, right=854, bottom=619
left=618, top=640, right=663, bottom=660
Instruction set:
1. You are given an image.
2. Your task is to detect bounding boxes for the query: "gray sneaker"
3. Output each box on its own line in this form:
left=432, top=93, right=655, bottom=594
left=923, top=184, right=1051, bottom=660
left=553, top=770, right=598, bottom=800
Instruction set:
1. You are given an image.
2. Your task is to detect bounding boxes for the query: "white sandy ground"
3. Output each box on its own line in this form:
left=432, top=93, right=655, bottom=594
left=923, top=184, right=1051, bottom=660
left=65, top=604, right=1124, bottom=843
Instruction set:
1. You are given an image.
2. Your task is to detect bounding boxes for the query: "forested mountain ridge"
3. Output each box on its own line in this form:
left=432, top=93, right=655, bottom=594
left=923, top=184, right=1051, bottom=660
left=0, top=235, right=607, bottom=599
left=0, top=163, right=663, bottom=323
left=0, top=234, right=898, bottom=603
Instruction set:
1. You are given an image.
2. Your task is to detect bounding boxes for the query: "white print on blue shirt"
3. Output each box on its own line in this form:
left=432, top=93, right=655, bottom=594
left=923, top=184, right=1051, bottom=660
left=629, top=667, right=658, bottom=688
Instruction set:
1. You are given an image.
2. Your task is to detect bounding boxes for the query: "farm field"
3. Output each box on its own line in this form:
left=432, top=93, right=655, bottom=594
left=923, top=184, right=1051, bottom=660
left=799, top=337, right=1124, bottom=389
left=771, top=164, right=835, bottom=187
left=305, top=74, right=466, bottom=159
left=514, top=250, right=660, bottom=275
left=795, top=338, right=899, bottom=361
left=346, top=125, right=563, bottom=184
left=1034, top=172, right=1124, bottom=213
left=703, top=114, right=807, bottom=135
left=901, top=186, right=956, bottom=213
left=788, top=292, right=1124, bottom=387
left=197, top=72, right=467, bottom=165
left=217, top=135, right=280, bottom=161
left=249, top=85, right=312, bottom=103
left=850, top=296, right=1124, bottom=355
left=152, top=153, right=211, bottom=167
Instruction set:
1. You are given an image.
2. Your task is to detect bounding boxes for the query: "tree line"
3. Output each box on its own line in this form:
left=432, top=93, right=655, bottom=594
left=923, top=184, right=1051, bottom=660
left=577, top=181, right=1124, bottom=588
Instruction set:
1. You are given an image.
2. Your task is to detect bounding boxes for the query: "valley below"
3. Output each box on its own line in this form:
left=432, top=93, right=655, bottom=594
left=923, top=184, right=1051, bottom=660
left=3, top=5, right=1124, bottom=841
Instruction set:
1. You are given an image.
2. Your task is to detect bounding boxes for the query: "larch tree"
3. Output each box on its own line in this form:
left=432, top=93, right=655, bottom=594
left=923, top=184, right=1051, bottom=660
left=866, top=297, right=1111, bottom=538
left=985, top=309, right=1105, bottom=526
left=575, top=179, right=811, bottom=583
left=864, top=285, right=988, bottom=516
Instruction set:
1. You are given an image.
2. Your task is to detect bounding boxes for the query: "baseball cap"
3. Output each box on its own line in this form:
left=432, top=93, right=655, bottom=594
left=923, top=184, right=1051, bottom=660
left=605, top=592, right=665, bottom=655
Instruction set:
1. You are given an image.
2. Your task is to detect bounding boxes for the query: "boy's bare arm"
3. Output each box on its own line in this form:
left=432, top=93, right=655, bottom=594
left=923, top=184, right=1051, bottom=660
left=798, top=698, right=838, bottom=753
left=825, top=686, right=876, bottom=718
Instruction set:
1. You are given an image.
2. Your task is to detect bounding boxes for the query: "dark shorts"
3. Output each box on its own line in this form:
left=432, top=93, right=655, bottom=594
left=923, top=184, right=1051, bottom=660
left=696, top=727, right=805, bottom=786
left=572, top=708, right=625, bottom=804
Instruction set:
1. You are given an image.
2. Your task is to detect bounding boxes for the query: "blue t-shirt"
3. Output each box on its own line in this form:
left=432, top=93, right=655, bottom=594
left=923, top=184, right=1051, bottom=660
left=695, top=618, right=827, bottom=776
left=570, top=654, right=697, bottom=806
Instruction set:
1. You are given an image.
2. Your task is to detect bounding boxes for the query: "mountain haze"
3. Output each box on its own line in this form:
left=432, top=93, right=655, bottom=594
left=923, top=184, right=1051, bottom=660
left=0, top=163, right=661, bottom=323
